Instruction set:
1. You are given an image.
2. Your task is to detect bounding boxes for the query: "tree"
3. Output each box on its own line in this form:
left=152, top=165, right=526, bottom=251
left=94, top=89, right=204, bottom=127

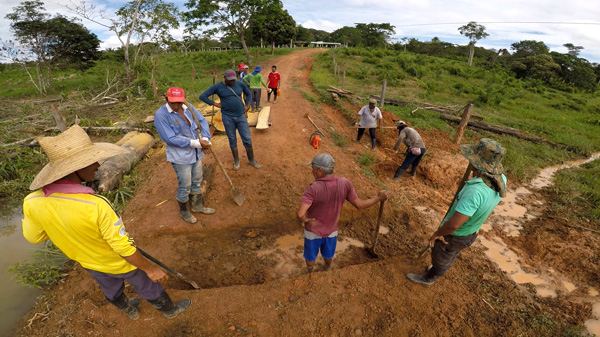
left=563, top=43, right=584, bottom=57
left=251, top=3, right=296, bottom=54
left=65, top=0, right=180, bottom=80
left=458, top=21, right=489, bottom=67
left=184, top=0, right=274, bottom=64
left=551, top=51, right=597, bottom=92
left=355, top=23, right=395, bottom=48
left=511, top=40, right=549, bottom=57
left=4, top=1, right=100, bottom=94
left=330, top=26, right=362, bottom=46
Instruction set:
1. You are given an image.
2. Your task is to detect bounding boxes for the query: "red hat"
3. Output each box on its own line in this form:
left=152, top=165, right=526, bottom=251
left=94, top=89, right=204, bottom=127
left=166, top=87, right=185, bottom=102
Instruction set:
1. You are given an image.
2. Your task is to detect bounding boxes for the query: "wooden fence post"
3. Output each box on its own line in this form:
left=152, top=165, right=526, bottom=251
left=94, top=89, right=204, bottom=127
left=191, top=64, right=196, bottom=81
left=50, top=105, right=67, bottom=132
left=380, top=79, right=387, bottom=107
left=454, top=103, right=473, bottom=144
left=342, top=70, right=346, bottom=90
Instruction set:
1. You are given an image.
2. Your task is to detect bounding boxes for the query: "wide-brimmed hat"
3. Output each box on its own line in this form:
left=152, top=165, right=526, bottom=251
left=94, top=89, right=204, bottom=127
left=460, top=138, right=505, bottom=175
left=29, top=125, right=129, bottom=190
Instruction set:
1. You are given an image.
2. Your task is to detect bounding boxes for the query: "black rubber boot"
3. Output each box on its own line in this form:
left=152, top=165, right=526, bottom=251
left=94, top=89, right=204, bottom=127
left=371, top=138, right=377, bottom=150
left=392, top=167, right=406, bottom=181
left=178, top=201, right=197, bottom=224
left=409, top=165, right=418, bottom=177
left=245, top=147, right=261, bottom=168
left=148, top=291, right=191, bottom=319
left=108, top=293, right=140, bottom=320
left=231, top=146, right=240, bottom=170
left=190, top=194, right=215, bottom=214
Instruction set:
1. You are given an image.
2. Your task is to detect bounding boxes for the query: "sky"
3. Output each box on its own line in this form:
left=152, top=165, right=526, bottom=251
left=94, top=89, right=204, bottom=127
left=0, top=0, right=599, bottom=63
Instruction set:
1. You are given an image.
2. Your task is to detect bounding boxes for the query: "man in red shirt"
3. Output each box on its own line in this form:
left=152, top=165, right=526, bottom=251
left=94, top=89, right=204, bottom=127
left=266, top=65, right=281, bottom=103
left=297, top=153, right=387, bottom=273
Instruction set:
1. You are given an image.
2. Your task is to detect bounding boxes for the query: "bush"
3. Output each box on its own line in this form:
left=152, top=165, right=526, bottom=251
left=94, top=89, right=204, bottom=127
left=8, top=241, right=72, bottom=288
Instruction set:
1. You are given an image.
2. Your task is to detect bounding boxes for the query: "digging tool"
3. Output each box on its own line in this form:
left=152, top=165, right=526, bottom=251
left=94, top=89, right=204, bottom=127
left=415, top=164, right=474, bottom=259
left=303, top=113, right=325, bottom=136
left=366, top=200, right=386, bottom=258
left=137, top=247, right=200, bottom=289
left=183, top=101, right=245, bottom=206
left=209, top=147, right=245, bottom=206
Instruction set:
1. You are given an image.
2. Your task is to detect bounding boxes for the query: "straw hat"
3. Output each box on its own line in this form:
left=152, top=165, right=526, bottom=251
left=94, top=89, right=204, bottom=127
left=29, top=125, right=129, bottom=190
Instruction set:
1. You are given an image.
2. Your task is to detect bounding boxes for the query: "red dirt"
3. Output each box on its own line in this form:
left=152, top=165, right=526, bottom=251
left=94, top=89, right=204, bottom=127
left=15, top=49, right=598, bottom=337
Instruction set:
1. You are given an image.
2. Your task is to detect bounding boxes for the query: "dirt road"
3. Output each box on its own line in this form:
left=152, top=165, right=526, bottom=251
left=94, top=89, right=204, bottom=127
left=15, top=49, right=598, bottom=336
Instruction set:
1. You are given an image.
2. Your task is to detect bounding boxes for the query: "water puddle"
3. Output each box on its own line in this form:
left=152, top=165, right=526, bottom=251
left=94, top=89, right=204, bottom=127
left=258, top=233, right=369, bottom=279
left=0, top=207, right=42, bottom=337
left=477, top=152, right=600, bottom=335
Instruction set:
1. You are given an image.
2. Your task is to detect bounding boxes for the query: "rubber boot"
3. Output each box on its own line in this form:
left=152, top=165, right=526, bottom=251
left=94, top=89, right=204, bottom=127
left=108, top=293, right=140, bottom=320
left=190, top=194, right=215, bottom=214
left=178, top=201, right=197, bottom=224
left=147, top=291, right=191, bottom=319
left=371, top=138, right=377, bottom=150
left=392, top=167, right=406, bottom=181
left=231, top=147, right=240, bottom=170
left=409, top=165, right=418, bottom=177
left=245, top=147, right=261, bottom=168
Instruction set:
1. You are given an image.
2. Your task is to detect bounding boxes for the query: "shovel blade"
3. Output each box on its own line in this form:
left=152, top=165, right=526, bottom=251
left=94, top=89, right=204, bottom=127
left=231, top=187, right=245, bottom=206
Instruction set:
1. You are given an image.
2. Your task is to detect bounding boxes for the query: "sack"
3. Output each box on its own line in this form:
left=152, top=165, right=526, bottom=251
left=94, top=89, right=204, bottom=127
left=410, top=147, right=421, bottom=155
left=277, top=88, right=281, bottom=96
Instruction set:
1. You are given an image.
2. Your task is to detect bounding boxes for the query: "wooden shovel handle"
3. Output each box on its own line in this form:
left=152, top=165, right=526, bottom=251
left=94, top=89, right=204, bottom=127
left=209, top=148, right=235, bottom=189
left=371, top=200, right=385, bottom=248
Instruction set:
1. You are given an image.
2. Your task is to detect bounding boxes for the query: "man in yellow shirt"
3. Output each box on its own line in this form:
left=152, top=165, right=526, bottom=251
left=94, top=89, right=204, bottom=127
left=22, top=125, right=191, bottom=320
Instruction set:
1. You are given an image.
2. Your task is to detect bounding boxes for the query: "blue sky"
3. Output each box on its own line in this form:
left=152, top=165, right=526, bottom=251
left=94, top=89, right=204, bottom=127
left=1, top=0, right=599, bottom=63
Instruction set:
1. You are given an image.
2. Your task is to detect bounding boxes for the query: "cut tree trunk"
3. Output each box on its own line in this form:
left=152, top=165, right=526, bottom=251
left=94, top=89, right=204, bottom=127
left=440, top=113, right=573, bottom=150
left=96, top=131, right=155, bottom=192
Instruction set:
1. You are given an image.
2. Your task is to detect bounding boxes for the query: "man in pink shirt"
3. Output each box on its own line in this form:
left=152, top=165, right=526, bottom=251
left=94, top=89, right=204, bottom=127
left=297, top=153, right=387, bottom=273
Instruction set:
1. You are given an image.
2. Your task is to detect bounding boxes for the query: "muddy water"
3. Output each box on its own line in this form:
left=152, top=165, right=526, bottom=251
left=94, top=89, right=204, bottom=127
left=0, top=207, right=42, bottom=337
left=477, top=153, right=600, bottom=336
left=258, top=233, right=367, bottom=279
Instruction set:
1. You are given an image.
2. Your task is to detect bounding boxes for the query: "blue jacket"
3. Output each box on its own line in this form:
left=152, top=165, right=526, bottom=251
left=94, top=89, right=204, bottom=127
left=199, top=81, right=251, bottom=117
left=154, top=103, right=211, bottom=165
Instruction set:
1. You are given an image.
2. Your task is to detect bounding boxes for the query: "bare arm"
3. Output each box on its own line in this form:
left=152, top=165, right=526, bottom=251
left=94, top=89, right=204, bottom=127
left=428, top=212, right=470, bottom=247
left=349, top=190, right=388, bottom=210
left=297, top=203, right=315, bottom=225
left=122, top=250, right=168, bottom=282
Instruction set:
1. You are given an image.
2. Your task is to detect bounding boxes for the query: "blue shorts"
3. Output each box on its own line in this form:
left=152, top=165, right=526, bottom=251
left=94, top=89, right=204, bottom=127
left=303, top=236, right=337, bottom=262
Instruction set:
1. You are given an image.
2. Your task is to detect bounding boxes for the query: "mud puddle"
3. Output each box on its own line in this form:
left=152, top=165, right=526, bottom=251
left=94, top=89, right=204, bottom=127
left=478, top=152, right=600, bottom=336
left=0, top=207, right=42, bottom=337
left=258, top=233, right=375, bottom=279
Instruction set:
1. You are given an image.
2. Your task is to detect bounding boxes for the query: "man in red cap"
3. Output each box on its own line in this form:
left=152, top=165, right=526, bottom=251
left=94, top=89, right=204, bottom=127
left=154, top=87, right=215, bottom=224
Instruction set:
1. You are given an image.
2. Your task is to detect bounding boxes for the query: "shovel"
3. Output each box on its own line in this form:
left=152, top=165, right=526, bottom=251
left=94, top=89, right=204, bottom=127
left=209, top=148, right=245, bottom=206
left=137, top=247, right=200, bottom=289
left=366, top=200, right=385, bottom=258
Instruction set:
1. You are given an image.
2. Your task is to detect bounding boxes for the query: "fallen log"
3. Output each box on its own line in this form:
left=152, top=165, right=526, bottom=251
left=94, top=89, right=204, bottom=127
left=440, top=113, right=570, bottom=149
left=369, top=95, right=410, bottom=107
left=44, top=126, right=152, bottom=134
left=96, top=131, right=155, bottom=192
left=1, top=137, right=38, bottom=147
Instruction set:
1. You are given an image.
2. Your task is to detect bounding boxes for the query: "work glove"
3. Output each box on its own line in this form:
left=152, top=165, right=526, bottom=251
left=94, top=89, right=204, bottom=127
left=190, top=139, right=202, bottom=148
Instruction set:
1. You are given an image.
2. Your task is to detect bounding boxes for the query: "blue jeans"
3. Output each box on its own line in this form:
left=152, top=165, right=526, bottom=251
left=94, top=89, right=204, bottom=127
left=85, top=268, right=164, bottom=301
left=171, top=159, right=203, bottom=203
left=399, top=147, right=426, bottom=170
left=222, top=114, right=252, bottom=148
left=426, top=232, right=478, bottom=280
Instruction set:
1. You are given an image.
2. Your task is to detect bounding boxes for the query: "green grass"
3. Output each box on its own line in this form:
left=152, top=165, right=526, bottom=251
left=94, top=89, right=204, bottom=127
left=7, top=241, right=72, bottom=288
left=550, top=159, right=600, bottom=226
left=357, top=150, right=376, bottom=166
left=328, top=129, right=348, bottom=147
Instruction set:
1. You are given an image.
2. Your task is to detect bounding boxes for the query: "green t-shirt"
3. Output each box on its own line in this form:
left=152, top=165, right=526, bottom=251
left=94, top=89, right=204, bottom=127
left=441, top=175, right=506, bottom=236
left=244, top=73, right=267, bottom=89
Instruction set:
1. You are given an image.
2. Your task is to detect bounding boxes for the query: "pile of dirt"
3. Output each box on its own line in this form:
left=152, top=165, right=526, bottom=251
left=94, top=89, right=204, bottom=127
left=15, top=49, right=597, bottom=336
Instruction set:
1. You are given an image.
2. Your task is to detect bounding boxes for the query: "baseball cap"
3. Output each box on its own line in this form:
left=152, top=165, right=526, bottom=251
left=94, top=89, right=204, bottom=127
left=306, top=153, right=335, bottom=169
left=224, top=69, right=236, bottom=80
left=243, top=65, right=249, bottom=69
left=369, top=98, right=377, bottom=105
left=166, top=87, right=185, bottom=102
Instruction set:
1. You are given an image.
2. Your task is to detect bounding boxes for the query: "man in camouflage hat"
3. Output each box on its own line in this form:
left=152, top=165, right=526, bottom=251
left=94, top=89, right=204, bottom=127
left=407, top=138, right=507, bottom=285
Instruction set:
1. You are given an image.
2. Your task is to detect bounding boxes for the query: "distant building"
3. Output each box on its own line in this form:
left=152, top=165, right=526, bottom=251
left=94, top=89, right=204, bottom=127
left=310, top=41, right=343, bottom=48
